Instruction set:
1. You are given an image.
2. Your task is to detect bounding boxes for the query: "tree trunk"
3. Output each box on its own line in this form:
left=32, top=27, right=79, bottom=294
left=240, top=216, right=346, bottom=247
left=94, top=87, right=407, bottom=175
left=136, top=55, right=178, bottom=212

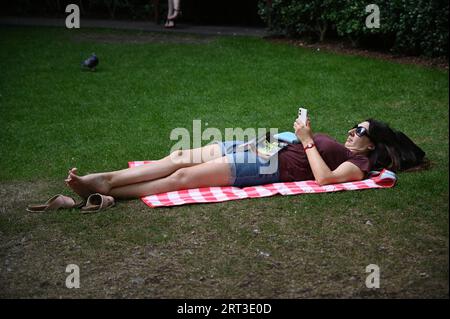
left=104, top=0, right=117, bottom=19
left=267, top=0, right=273, bottom=29
left=317, top=21, right=328, bottom=42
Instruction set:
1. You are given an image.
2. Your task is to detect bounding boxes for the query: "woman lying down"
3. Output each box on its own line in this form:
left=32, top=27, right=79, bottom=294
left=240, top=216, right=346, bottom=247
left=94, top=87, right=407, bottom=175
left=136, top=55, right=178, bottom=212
left=63, top=118, right=427, bottom=202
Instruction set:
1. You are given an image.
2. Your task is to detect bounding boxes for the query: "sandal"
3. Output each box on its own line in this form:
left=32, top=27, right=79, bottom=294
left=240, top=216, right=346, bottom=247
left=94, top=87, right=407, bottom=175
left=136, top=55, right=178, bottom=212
left=80, top=193, right=115, bottom=214
left=168, top=9, right=182, bottom=21
left=26, top=194, right=84, bottom=213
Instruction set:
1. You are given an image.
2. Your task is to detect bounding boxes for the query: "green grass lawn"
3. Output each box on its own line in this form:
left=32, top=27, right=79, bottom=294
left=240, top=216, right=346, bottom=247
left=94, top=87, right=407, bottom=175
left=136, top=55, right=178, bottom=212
left=0, top=26, right=448, bottom=298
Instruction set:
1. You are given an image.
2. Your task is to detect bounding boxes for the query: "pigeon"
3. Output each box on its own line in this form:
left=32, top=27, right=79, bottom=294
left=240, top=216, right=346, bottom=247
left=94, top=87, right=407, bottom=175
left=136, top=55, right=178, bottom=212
left=81, top=53, right=99, bottom=71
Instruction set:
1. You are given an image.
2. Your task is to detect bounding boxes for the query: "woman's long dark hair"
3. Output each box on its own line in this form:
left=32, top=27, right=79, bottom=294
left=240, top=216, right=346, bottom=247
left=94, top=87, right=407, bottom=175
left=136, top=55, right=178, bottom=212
left=366, top=119, right=428, bottom=172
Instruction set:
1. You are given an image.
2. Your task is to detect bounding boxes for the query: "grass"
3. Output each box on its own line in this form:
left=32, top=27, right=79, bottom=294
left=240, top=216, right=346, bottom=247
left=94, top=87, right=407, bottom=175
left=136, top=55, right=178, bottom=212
left=0, top=25, right=448, bottom=298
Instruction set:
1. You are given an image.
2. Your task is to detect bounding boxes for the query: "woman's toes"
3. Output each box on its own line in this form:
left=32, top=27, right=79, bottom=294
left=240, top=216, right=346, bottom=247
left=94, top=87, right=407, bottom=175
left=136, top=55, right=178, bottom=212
left=69, top=172, right=81, bottom=181
left=65, top=177, right=91, bottom=198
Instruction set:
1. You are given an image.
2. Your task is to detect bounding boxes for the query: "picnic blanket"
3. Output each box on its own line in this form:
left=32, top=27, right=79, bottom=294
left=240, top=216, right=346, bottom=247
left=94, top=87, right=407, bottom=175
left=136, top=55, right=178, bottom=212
left=128, top=161, right=397, bottom=208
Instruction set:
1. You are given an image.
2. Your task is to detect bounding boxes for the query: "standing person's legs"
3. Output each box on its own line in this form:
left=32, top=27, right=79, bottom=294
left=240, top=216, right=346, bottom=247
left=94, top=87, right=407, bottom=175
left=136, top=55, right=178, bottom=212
left=165, top=0, right=174, bottom=27
left=108, top=155, right=231, bottom=199
left=167, top=0, right=174, bottom=17
left=65, top=143, right=223, bottom=198
left=167, top=0, right=181, bottom=20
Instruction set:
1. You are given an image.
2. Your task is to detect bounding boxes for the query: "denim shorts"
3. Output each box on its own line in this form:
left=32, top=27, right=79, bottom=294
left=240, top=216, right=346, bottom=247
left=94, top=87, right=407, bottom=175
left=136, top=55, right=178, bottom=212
left=213, top=140, right=280, bottom=188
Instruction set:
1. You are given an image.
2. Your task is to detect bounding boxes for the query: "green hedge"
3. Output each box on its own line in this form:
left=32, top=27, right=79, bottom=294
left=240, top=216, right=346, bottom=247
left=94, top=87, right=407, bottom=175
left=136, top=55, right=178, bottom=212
left=258, top=0, right=449, bottom=57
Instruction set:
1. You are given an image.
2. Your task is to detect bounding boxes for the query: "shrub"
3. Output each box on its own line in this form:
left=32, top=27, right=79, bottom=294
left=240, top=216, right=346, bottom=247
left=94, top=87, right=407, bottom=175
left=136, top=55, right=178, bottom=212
left=388, top=0, right=449, bottom=56
left=258, top=0, right=339, bottom=41
left=258, top=0, right=449, bottom=57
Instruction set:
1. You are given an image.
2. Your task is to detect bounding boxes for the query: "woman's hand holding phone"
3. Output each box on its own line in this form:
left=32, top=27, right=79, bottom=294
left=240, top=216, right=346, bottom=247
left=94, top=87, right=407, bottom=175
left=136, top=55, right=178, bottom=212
left=294, top=115, right=313, bottom=145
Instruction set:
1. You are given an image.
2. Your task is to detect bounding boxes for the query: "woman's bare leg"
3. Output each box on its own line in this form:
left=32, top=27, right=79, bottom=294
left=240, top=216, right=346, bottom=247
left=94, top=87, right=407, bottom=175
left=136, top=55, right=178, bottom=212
left=165, top=0, right=174, bottom=27
left=167, top=0, right=174, bottom=17
left=167, top=0, right=181, bottom=20
left=65, top=143, right=223, bottom=198
left=108, top=155, right=231, bottom=199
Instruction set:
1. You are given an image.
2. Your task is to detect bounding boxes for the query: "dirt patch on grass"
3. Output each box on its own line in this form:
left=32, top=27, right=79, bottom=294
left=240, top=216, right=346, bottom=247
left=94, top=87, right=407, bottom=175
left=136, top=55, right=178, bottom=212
left=0, top=180, right=448, bottom=298
left=72, top=31, right=217, bottom=45
left=0, top=180, right=54, bottom=214
left=267, top=37, right=449, bottom=71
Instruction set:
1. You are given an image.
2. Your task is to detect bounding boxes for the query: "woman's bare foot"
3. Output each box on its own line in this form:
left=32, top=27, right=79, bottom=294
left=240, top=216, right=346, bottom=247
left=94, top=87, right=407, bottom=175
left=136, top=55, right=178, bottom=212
left=164, top=19, right=175, bottom=28
left=65, top=168, right=112, bottom=199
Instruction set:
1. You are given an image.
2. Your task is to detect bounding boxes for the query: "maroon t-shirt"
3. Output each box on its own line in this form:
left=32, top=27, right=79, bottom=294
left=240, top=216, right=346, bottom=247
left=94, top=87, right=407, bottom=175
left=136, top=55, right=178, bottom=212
left=277, top=134, right=372, bottom=182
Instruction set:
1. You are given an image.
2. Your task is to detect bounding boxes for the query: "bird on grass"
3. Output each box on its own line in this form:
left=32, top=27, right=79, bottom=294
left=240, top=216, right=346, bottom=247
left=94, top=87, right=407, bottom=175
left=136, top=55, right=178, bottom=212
left=81, top=53, right=99, bottom=71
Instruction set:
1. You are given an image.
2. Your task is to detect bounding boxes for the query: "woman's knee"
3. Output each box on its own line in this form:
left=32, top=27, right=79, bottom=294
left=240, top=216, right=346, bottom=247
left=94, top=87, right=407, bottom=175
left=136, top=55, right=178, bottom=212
left=169, top=167, right=191, bottom=188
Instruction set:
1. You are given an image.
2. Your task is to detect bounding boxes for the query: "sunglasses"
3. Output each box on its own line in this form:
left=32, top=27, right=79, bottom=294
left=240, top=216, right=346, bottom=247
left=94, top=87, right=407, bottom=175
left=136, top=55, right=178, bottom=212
left=351, top=124, right=371, bottom=138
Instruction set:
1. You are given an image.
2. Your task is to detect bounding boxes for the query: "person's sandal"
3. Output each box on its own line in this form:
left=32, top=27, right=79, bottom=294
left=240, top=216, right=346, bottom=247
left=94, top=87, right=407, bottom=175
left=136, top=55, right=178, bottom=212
left=80, top=193, right=115, bottom=214
left=26, top=194, right=84, bottom=213
left=168, top=9, right=182, bottom=21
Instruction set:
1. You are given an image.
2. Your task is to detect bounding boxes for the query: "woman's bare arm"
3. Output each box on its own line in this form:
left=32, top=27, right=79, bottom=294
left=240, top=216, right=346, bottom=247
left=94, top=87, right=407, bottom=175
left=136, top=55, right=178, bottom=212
left=302, top=145, right=364, bottom=185
left=294, top=119, right=364, bottom=186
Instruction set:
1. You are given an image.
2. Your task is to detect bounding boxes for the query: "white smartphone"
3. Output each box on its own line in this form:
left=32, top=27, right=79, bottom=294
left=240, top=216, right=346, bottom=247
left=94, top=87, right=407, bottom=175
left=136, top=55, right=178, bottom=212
left=298, top=107, right=308, bottom=125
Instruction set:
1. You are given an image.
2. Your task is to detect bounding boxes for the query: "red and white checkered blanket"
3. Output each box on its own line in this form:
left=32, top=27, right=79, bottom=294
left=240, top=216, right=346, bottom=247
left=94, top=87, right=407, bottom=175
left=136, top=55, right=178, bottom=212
left=128, top=161, right=397, bottom=208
